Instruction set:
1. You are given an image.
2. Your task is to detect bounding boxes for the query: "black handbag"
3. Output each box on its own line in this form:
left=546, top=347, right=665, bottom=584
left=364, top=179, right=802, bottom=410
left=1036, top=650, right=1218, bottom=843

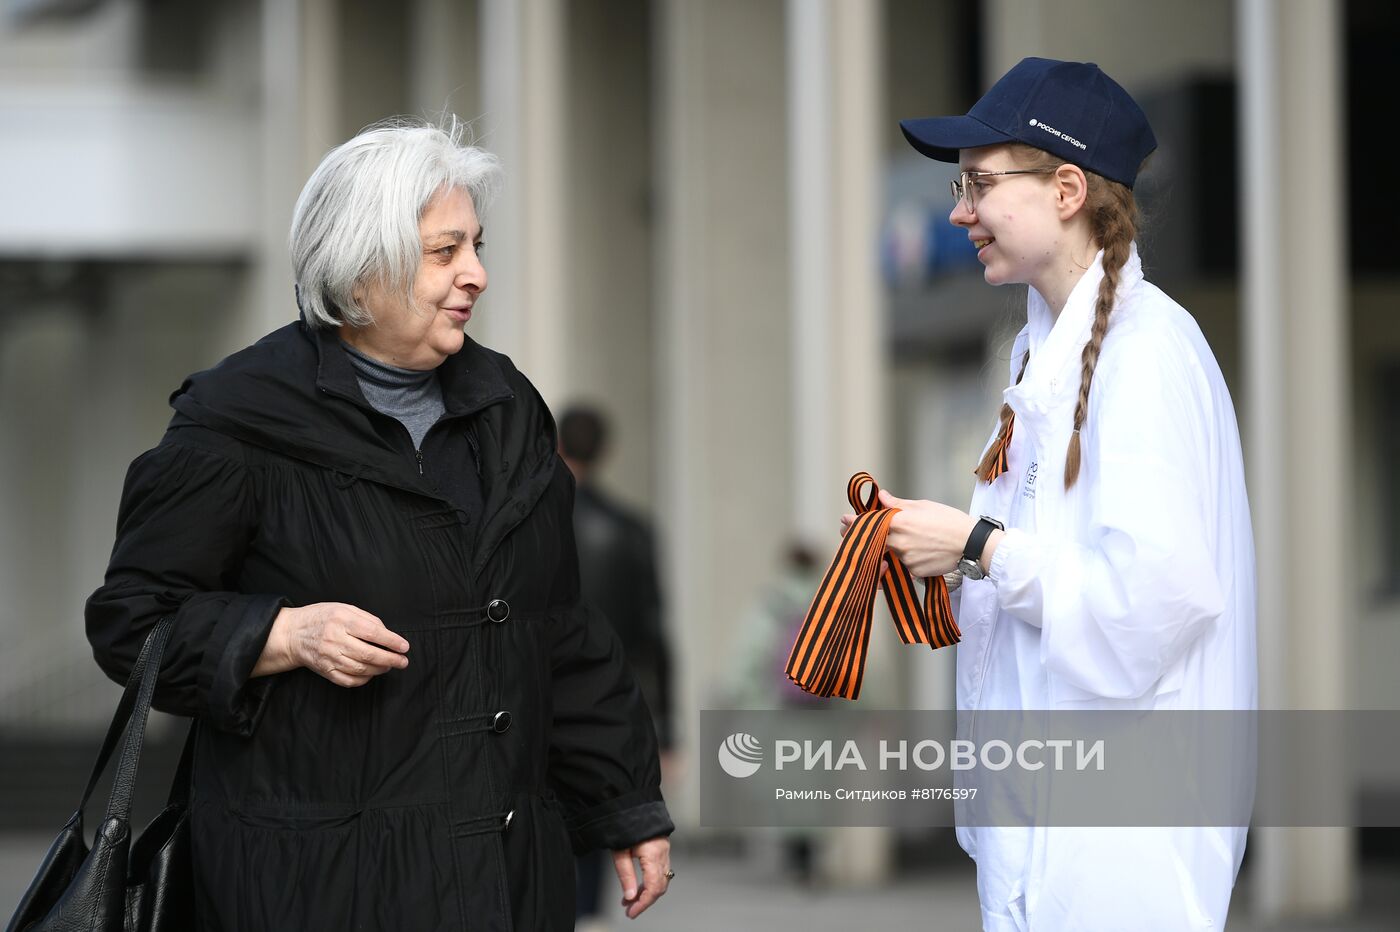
left=6, top=617, right=197, bottom=932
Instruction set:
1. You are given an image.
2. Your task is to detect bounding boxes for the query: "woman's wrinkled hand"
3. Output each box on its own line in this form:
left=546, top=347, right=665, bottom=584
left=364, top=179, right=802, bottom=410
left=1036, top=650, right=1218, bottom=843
left=612, top=835, right=672, bottom=919
left=253, top=603, right=410, bottom=687
left=876, top=489, right=978, bottom=580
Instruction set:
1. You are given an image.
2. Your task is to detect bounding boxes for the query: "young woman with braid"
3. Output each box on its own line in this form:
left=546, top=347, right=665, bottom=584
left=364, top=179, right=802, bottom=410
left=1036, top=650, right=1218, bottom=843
left=856, top=59, right=1258, bottom=930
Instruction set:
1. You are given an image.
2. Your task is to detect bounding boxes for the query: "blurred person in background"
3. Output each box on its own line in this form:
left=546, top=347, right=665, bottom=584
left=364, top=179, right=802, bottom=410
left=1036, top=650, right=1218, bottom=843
left=726, top=541, right=824, bottom=714
left=85, top=118, right=672, bottom=931
left=726, top=540, right=827, bottom=886
left=850, top=58, right=1257, bottom=930
left=557, top=404, right=674, bottom=928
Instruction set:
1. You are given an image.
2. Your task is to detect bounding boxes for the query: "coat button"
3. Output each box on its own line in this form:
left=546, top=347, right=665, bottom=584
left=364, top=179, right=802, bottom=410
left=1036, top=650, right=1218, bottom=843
left=487, top=599, right=510, bottom=623
left=493, top=711, right=512, bottom=733
left=503, top=809, right=515, bottom=831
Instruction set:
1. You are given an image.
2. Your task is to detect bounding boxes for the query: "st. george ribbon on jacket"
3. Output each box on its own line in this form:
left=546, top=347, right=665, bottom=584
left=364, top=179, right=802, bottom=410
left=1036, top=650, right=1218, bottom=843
left=786, top=472, right=960, bottom=700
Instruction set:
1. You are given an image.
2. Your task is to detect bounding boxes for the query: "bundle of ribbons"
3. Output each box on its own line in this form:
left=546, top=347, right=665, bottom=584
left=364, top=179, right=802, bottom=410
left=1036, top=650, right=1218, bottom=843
left=785, top=472, right=960, bottom=700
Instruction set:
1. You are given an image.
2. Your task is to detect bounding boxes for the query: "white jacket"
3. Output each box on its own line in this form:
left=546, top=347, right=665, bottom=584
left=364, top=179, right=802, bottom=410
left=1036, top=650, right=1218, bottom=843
left=953, top=245, right=1258, bottom=931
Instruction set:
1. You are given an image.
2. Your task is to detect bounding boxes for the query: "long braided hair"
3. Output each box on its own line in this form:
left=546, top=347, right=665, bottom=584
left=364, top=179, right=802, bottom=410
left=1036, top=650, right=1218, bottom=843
left=973, top=144, right=1142, bottom=491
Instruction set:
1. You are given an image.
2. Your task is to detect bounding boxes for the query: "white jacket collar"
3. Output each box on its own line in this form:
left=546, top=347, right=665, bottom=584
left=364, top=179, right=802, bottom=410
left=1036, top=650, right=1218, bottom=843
left=1006, top=242, right=1143, bottom=414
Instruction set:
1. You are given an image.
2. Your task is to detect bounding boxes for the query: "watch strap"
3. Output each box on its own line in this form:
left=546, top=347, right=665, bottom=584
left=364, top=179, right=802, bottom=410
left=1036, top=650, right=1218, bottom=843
left=962, top=516, right=1003, bottom=566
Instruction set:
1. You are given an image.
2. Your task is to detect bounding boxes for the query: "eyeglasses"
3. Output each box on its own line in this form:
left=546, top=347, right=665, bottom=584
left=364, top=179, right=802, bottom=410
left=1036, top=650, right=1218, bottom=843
left=950, top=169, right=1057, bottom=213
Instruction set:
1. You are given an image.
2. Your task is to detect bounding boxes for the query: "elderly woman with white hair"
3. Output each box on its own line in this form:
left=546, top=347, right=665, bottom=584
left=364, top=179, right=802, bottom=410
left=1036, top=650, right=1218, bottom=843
left=85, top=118, right=674, bottom=930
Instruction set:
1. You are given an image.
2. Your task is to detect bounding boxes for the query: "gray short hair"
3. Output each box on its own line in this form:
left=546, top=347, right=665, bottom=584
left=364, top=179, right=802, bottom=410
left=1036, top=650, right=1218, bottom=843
left=290, top=116, right=503, bottom=329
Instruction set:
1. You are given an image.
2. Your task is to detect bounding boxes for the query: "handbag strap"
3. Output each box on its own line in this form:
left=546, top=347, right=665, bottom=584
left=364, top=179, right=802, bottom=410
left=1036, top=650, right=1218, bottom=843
left=77, top=616, right=172, bottom=813
left=102, top=617, right=175, bottom=825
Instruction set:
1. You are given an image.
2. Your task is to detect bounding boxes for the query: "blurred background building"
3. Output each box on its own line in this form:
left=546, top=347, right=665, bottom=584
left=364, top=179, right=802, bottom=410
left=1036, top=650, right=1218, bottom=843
left=1, top=0, right=1396, bottom=927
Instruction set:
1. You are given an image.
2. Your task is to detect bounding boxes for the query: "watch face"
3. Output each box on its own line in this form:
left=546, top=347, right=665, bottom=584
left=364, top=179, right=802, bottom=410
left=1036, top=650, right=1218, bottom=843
left=957, top=557, right=984, bottom=580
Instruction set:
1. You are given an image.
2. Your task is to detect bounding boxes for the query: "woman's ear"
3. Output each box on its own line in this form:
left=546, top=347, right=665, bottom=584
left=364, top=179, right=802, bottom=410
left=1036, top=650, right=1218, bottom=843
left=1054, top=163, right=1089, bottom=220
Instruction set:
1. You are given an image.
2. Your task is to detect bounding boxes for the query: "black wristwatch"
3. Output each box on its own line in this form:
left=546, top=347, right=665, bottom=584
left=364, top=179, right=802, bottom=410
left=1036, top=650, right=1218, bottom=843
left=957, top=515, right=1005, bottom=581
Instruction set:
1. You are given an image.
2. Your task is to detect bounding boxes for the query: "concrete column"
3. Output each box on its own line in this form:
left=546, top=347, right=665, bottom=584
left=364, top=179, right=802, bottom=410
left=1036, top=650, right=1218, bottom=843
left=788, top=0, right=887, bottom=539
left=478, top=0, right=568, bottom=407
left=786, top=0, right=892, bottom=886
left=238, top=0, right=341, bottom=347
left=408, top=0, right=481, bottom=128
left=654, top=0, right=791, bottom=825
left=983, top=0, right=1234, bottom=88
left=0, top=306, right=89, bottom=723
left=1239, top=0, right=1354, bottom=919
left=559, top=0, right=656, bottom=509
left=983, top=0, right=1047, bottom=78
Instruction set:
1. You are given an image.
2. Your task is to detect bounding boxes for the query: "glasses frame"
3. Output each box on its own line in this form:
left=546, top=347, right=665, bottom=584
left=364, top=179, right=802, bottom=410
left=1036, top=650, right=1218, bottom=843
left=950, top=168, right=1057, bottom=213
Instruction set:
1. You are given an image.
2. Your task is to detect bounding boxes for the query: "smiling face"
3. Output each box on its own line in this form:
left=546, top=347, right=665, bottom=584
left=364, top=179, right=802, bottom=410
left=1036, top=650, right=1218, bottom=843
left=948, top=144, right=1073, bottom=294
left=344, top=185, right=487, bottom=370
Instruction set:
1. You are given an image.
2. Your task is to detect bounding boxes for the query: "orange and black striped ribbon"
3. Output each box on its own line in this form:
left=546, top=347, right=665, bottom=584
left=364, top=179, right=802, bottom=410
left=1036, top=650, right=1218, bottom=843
left=785, top=472, right=961, bottom=701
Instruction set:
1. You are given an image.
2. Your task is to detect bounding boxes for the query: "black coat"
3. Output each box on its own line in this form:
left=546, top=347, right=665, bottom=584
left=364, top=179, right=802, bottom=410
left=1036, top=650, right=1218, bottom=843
left=85, top=322, right=673, bottom=931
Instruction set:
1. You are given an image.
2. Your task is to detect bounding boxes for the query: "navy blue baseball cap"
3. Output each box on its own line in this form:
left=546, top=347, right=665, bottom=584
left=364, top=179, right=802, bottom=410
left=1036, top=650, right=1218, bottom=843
left=900, top=57, right=1157, bottom=189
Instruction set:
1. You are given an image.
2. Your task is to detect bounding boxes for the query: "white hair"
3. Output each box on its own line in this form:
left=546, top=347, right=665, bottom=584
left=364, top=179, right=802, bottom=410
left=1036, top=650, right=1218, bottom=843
left=290, top=116, right=503, bottom=329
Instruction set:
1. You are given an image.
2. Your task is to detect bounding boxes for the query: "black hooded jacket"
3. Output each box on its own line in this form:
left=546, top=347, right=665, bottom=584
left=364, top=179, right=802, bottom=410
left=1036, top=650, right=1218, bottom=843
left=85, top=321, right=672, bottom=931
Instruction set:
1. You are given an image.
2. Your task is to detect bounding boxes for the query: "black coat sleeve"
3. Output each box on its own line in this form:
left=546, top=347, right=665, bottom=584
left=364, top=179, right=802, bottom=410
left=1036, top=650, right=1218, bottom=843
left=85, top=427, right=287, bottom=736
left=545, top=465, right=674, bottom=853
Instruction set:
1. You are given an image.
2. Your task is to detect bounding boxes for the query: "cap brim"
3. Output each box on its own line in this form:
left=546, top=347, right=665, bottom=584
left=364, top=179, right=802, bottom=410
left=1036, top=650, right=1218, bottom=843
left=899, top=115, right=1014, bottom=163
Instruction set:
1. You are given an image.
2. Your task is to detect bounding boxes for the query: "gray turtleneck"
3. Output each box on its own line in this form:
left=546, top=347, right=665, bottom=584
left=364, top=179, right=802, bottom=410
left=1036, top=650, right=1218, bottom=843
left=341, top=342, right=446, bottom=450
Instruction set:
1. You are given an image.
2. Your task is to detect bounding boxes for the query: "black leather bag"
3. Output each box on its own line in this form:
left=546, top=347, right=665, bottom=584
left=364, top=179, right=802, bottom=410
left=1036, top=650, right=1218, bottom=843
left=6, top=618, right=197, bottom=932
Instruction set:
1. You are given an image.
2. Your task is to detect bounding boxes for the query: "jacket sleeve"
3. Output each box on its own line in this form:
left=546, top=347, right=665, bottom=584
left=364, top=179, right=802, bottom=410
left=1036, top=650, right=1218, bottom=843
left=85, top=427, right=287, bottom=736
left=545, top=463, right=674, bottom=853
left=988, top=333, right=1227, bottom=700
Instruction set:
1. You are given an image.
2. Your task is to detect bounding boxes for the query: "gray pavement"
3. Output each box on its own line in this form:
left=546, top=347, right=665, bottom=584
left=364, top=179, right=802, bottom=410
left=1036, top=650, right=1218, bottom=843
left=604, top=841, right=1400, bottom=932
left=4, top=831, right=1396, bottom=930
